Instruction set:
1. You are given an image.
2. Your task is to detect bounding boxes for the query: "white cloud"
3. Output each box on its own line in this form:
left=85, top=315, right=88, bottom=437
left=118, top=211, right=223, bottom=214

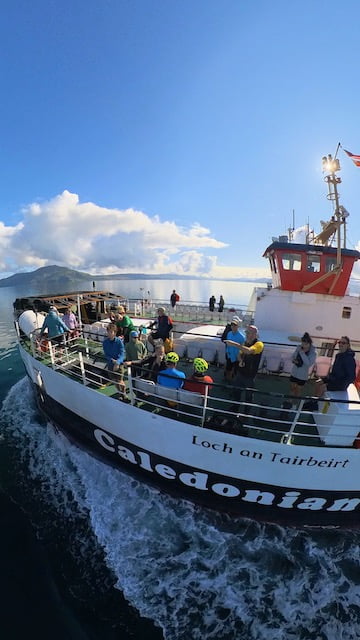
left=0, top=191, right=234, bottom=277
left=0, top=191, right=274, bottom=280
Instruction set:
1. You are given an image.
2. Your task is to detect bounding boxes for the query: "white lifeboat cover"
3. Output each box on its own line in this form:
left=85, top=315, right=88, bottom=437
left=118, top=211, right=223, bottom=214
left=18, top=310, right=44, bottom=336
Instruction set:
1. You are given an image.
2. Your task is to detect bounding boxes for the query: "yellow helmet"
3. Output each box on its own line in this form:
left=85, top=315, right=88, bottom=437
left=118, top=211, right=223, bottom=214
left=193, top=357, right=208, bottom=373
left=165, top=351, right=179, bottom=363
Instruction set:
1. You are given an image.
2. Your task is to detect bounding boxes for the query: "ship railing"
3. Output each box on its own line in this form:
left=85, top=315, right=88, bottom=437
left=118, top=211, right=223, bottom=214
left=126, top=376, right=360, bottom=445
left=23, top=332, right=360, bottom=448
left=128, top=376, right=209, bottom=426
left=126, top=298, right=249, bottom=325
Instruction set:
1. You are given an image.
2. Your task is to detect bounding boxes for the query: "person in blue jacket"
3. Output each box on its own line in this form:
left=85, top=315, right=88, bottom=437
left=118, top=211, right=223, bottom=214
left=102, top=323, right=126, bottom=394
left=317, top=335, right=356, bottom=394
left=157, top=352, right=185, bottom=389
left=223, top=316, right=245, bottom=381
left=40, top=306, right=69, bottom=345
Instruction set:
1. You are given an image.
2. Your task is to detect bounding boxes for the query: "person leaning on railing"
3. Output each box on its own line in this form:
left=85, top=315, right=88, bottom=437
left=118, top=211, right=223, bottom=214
left=316, top=336, right=356, bottom=396
left=225, top=325, right=264, bottom=403
left=113, top=306, right=135, bottom=343
left=39, top=306, right=70, bottom=347
left=125, top=343, right=167, bottom=381
left=102, top=322, right=126, bottom=396
left=289, top=332, right=317, bottom=400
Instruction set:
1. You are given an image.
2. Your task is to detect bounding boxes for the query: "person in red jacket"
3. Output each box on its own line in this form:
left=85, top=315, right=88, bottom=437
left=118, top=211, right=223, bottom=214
left=183, top=358, right=213, bottom=395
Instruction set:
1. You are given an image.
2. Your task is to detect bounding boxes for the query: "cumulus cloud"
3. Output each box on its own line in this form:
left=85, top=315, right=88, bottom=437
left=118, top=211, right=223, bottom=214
left=0, top=191, right=230, bottom=277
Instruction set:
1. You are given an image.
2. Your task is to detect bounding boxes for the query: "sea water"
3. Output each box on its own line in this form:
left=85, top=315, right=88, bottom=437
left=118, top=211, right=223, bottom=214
left=1, top=279, right=360, bottom=639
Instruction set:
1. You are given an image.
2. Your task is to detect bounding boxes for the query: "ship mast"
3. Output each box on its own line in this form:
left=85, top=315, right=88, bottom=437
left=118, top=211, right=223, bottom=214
left=321, top=152, right=345, bottom=261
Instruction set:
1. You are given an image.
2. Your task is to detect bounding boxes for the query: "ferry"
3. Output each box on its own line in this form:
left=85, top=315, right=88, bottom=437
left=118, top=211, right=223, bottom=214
left=13, top=153, right=360, bottom=529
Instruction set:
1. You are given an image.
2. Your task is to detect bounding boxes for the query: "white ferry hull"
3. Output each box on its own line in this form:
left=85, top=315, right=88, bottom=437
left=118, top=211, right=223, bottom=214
left=20, top=345, right=360, bottom=529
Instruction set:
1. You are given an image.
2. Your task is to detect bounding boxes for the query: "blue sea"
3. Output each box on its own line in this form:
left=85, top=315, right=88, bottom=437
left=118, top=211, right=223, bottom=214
left=1, top=278, right=360, bottom=640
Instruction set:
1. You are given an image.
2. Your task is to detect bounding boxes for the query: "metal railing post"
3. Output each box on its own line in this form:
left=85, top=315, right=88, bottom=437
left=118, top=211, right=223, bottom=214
left=78, top=351, right=87, bottom=385
left=283, top=399, right=305, bottom=445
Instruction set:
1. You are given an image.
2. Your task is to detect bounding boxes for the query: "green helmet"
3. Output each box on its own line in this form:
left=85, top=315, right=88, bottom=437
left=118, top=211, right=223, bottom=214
left=193, top=357, right=208, bottom=373
left=165, top=351, right=179, bottom=363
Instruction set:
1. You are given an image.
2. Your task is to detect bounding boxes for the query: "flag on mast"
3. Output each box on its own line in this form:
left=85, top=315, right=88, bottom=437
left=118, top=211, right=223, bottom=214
left=344, top=149, right=360, bottom=167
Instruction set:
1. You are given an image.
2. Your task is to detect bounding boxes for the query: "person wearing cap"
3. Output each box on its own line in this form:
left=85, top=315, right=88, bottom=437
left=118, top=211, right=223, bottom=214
left=148, top=307, right=173, bottom=348
left=124, top=330, right=147, bottom=363
left=39, top=306, right=70, bottom=345
left=114, top=308, right=135, bottom=343
left=226, top=325, right=264, bottom=403
left=157, top=352, right=185, bottom=389
left=183, top=358, right=213, bottom=395
left=222, top=317, right=245, bottom=382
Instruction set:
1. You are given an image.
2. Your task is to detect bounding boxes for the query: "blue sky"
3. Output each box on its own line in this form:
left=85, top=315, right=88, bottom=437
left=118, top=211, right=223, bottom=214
left=1, top=0, right=360, bottom=279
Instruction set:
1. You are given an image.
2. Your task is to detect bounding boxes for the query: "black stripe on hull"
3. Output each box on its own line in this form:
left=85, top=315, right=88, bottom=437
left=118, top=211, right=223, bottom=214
left=33, top=385, right=360, bottom=529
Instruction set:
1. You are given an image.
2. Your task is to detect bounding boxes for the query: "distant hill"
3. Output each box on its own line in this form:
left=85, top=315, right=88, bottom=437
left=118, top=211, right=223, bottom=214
left=0, top=265, right=271, bottom=288
left=0, top=265, right=92, bottom=289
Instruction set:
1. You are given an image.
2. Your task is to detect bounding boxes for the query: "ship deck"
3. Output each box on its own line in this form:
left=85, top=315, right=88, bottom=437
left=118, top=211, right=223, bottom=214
left=17, top=329, right=360, bottom=450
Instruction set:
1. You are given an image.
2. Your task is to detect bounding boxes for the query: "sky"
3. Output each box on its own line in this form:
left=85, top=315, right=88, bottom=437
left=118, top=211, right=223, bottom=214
left=1, top=0, right=360, bottom=280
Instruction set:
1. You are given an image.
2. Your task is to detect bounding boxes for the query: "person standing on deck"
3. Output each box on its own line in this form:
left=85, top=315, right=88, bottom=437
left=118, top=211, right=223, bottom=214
left=170, top=289, right=180, bottom=309
left=218, top=295, right=225, bottom=313
left=148, top=307, right=173, bottom=348
left=209, top=295, right=216, bottom=312
left=289, top=332, right=317, bottom=398
left=62, top=306, right=79, bottom=340
left=226, top=325, right=264, bottom=403
left=114, top=306, right=135, bottom=343
left=316, top=336, right=356, bottom=395
left=125, top=330, right=147, bottom=362
left=102, top=323, right=126, bottom=395
left=39, top=306, right=69, bottom=346
left=223, top=317, right=245, bottom=382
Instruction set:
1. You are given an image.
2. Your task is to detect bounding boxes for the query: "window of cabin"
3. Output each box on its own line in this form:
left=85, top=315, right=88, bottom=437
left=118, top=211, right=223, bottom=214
left=269, top=255, right=277, bottom=273
left=325, top=257, right=337, bottom=272
left=342, top=306, right=352, bottom=319
left=319, top=342, right=336, bottom=357
left=306, top=255, right=321, bottom=273
left=281, top=253, right=302, bottom=271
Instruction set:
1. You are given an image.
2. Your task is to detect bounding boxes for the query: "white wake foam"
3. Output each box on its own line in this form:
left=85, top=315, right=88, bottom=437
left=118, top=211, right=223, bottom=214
left=2, top=379, right=360, bottom=640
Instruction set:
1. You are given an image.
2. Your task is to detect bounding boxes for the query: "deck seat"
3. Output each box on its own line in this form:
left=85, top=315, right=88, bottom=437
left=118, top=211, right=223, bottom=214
left=186, top=342, right=203, bottom=360
left=132, top=378, right=156, bottom=395
left=177, top=388, right=205, bottom=407
left=314, top=383, right=360, bottom=446
left=155, top=385, right=179, bottom=404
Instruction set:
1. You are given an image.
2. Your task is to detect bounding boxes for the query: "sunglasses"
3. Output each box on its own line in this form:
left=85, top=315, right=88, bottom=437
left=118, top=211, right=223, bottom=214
left=338, top=340, right=348, bottom=345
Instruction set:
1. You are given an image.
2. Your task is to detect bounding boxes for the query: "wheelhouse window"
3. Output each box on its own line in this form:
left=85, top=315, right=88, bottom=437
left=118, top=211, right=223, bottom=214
left=281, top=253, right=302, bottom=271
left=306, top=255, right=321, bottom=273
left=325, top=257, right=337, bottom=272
left=269, top=255, right=277, bottom=273
left=342, top=306, right=352, bottom=319
left=319, top=342, right=336, bottom=357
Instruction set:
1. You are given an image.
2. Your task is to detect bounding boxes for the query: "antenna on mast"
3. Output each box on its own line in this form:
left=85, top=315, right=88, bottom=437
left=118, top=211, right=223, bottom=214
left=288, top=209, right=295, bottom=241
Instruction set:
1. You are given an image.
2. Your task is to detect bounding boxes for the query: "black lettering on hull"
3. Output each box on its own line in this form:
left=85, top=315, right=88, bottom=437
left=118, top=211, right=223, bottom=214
left=33, top=385, right=360, bottom=529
